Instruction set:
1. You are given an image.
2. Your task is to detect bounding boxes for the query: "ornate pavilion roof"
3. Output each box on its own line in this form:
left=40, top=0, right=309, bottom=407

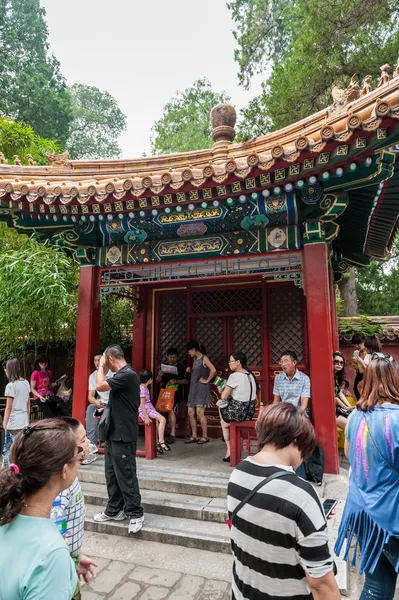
left=1, top=66, right=399, bottom=277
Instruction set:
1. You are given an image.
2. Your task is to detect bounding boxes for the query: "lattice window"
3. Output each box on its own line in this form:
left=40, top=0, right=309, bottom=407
left=232, top=315, right=263, bottom=366
left=192, top=287, right=262, bottom=314
left=269, top=287, right=304, bottom=364
left=159, top=293, right=187, bottom=362
left=194, top=317, right=225, bottom=365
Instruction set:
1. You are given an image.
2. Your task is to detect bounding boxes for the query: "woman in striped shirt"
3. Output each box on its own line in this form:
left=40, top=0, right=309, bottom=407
left=227, top=404, right=340, bottom=600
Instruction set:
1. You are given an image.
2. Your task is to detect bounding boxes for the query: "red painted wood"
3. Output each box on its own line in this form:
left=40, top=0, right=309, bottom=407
left=303, top=243, right=339, bottom=474
left=138, top=417, right=157, bottom=460
left=329, top=264, right=339, bottom=351
left=230, top=421, right=240, bottom=467
left=72, top=267, right=100, bottom=425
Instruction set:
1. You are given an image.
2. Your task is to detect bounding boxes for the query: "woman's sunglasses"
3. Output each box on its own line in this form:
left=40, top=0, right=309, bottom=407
left=334, top=360, right=344, bottom=365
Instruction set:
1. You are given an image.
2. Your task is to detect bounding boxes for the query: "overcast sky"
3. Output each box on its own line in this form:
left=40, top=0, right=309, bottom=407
left=40, top=0, right=263, bottom=158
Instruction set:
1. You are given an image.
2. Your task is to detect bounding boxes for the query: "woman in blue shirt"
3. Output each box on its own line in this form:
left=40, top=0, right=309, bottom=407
left=335, top=358, right=399, bottom=600
left=0, top=419, right=81, bottom=600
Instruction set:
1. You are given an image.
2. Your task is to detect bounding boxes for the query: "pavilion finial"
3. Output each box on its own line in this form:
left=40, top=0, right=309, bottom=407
left=210, top=104, right=236, bottom=144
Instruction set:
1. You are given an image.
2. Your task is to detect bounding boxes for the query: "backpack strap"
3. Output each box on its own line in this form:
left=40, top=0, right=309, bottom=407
left=228, top=470, right=296, bottom=527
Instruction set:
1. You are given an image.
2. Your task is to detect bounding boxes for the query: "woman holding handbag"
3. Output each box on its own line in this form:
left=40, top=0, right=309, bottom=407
left=217, top=351, right=257, bottom=462
left=335, top=358, right=399, bottom=599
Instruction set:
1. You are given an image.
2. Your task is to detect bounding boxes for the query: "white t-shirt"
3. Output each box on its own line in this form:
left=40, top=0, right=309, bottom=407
left=88, top=370, right=113, bottom=404
left=4, top=379, right=30, bottom=429
left=226, top=372, right=257, bottom=403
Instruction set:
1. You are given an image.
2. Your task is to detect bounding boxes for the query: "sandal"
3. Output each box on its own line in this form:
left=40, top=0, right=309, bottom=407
left=156, top=443, right=164, bottom=454
left=197, top=438, right=209, bottom=445
left=185, top=437, right=198, bottom=444
left=166, top=436, right=176, bottom=444
left=159, top=442, right=171, bottom=452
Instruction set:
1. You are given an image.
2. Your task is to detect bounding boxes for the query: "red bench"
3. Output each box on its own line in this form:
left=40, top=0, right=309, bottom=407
left=97, top=418, right=157, bottom=460
left=230, top=420, right=258, bottom=467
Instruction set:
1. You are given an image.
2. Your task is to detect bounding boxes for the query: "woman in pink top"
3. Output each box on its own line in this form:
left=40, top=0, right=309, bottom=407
left=30, top=356, right=60, bottom=418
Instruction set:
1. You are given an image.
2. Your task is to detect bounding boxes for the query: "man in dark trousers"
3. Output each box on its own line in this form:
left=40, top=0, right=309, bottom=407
left=93, top=344, right=144, bottom=534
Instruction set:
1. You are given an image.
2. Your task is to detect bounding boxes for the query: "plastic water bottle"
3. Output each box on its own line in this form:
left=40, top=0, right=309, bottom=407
left=51, top=498, right=67, bottom=538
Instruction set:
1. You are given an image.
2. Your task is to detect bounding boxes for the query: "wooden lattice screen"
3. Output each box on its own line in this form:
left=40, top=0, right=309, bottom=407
left=269, top=286, right=304, bottom=364
left=191, top=287, right=262, bottom=314
left=194, top=317, right=225, bottom=365
left=158, top=293, right=187, bottom=362
left=232, top=315, right=263, bottom=367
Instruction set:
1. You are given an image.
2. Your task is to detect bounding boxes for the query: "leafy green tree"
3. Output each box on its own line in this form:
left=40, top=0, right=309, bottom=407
left=230, top=0, right=399, bottom=137
left=99, top=295, right=134, bottom=350
left=151, top=78, right=231, bottom=154
left=0, top=0, right=72, bottom=144
left=66, top=84, right=127, bottom=159
left=0, top=225, right=79, bottom=360
left=0, top=116, right=61, bottom=165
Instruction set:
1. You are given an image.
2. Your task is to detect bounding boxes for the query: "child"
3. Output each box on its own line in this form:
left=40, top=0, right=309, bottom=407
left=57, top=417, right=97, bottom=600
left=2, top=359, right=30, bottom=468
left=139, top=369, right=170, bottom=454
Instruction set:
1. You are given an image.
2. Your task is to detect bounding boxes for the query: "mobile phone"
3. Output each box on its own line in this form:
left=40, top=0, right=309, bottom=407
left=94, top=408, right=104, bottom=418
left=323, top=498, right=337, bottom=518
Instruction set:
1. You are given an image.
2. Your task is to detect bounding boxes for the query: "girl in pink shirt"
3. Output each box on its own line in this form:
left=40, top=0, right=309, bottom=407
left=139, top=369, right=170, bottom=454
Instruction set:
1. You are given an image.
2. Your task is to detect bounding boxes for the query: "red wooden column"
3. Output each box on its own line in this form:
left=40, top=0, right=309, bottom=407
left=303, top=243, right=339, bottom=474
left=329, top=264, right=339, bottom=351
left=131, top=286, right=147, bottom=373
left=72, top=266, right=100, bottom=424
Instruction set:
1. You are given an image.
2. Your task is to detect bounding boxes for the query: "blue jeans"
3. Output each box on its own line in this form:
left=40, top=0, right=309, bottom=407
left=360, top=538, right=399, bottom=600
left=2, top=430, right=15, bottom=468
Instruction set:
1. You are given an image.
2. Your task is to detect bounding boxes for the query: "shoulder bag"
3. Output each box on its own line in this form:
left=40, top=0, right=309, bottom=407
left=220, top=373, right=254, bottom=424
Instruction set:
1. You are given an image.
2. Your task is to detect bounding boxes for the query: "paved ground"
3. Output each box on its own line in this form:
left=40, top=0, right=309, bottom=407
left=81, top=532, right=232, bottom=600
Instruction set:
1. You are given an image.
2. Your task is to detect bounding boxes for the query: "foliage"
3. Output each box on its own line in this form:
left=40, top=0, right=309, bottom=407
left=151, top=79, right=231, bottom=155
left=0, top=224, right=79, bottom=360
left=99, top=294, right=134, bottom=350
left=230, top=0, right=399, bottom=137
left=0, top=116, right=61, bottom=164
left=339, top=315, right=383, bottom=337
left=0, top=0, right=73, bottom=145
left=356, top=235, right=399, bottom=315
left=66, top=84, right=127, bottom=159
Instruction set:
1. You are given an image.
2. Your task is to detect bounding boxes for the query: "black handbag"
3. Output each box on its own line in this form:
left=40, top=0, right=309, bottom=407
left=98, top=404, right=111, bottom=441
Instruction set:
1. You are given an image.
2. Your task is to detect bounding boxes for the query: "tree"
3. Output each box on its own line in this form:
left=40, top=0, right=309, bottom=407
left=151, top=79, right=231, bottom=155
left=66, top=84, right=127, bottom=159
left=0, top=115, right=61, bottom=165
left=0, top=0, right=72, bottom=144
left=230, top=0, right=399, bottom=137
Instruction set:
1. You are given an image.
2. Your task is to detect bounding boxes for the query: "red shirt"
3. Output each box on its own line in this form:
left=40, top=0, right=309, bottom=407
left=31, top=369, right=52, bottom=396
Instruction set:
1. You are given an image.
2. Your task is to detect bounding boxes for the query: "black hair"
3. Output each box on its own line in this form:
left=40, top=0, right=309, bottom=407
left=139, top=369, right=153, bottom=384
left=104, top=344, right=125, bottom=360
left=333, top=351, right=346, bottom=386
left=352, top=333, right=365, bottom=344
left=280, top=350, right=298, bottom=363
left=61, top=416, right=81, bottom=431
left=231, top=350, right=259, bottom=392
left=186, top=340, right=200, bottom=352
left=93, top=349, right=103, bottom=358
left=364, top=336, right=382, bottom=353
left=166, top=348, right=178, bottom=356
left=34, top=355, right=49, bottom=371
left=5, top=358, right=22, bottom=382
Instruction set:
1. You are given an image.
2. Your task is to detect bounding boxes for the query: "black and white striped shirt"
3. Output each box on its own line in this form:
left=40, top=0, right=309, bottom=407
left=227, top=458, right=333, bottom=600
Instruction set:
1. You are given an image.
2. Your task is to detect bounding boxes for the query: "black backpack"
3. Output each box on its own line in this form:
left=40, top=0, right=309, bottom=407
left=304, top=444, right=324, bottom=485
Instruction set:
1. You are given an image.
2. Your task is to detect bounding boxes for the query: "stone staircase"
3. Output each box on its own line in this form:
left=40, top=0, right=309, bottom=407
left=79, top=458, right=231, bottom=554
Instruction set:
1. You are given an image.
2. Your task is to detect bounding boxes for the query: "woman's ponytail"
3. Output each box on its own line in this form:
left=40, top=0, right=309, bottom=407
left=0, top=466, right=24, bottom=525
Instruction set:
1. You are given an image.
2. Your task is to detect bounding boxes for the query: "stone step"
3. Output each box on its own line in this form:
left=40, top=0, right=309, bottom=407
left=81, top=481, right=227, bottom=523
left=79, top=459, right=229, bottom=498
left=84, top=504, right=231, bottom=554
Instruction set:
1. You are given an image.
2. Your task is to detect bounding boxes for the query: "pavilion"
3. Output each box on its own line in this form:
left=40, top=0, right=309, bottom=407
left=1, top=67, right=399, bottom=472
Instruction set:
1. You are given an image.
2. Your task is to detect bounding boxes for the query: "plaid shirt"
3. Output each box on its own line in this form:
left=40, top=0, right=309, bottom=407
left=273, top=370, right=311, bottom=407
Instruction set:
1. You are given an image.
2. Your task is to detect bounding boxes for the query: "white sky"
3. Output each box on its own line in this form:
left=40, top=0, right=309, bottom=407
left=40, top=0, right=264, bottom=158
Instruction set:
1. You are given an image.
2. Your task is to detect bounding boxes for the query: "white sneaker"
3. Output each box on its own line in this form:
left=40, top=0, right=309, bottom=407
left=89, top=443, right=98, bottom=454
left=93, top=510, right=126, bottom=522
left=128, top=515, right=145, bottom=534
left=81, top=454, right=97, bottom=465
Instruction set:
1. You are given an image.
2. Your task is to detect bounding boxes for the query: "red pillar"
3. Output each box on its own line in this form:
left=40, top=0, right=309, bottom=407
left=329, top=264, right=339, bottom=351
left=303, top=244, right=339, bottom=474
left=72, top=266, right=100, bottom=424
left=131, top=286, right=147, bottom=373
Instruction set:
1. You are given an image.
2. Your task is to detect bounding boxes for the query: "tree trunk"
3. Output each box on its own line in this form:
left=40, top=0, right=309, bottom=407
left=338, top=266, right=359, bottom=316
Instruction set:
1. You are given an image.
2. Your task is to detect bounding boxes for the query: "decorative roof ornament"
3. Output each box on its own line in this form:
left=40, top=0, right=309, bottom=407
left=27, top=154, right=36, bottom=166
left=360, top=75, right=373, bottom=97
left=13, top=155, right=22, bottom=165
left=210, top=104, right=236, bottom=144
left=377, top=64, right=390, bottom=88
left=46, top=150, right=71, bottom=168
left=0, top=152, right=6, bottom=164
left=329, top=74, right=360, bottom=115
left=393, top=57, right=399, bottom=79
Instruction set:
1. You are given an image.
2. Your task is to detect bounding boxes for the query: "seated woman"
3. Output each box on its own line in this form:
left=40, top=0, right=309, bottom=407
left=217, top=351, right=257, bottom=462
left=227, top=403, right=340, bottom=600
left=333, top=351, right=353, bottom=430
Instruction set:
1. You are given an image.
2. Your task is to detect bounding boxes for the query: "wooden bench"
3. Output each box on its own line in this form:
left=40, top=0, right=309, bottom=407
left=97, top=417, right=157, bottom=460
left=230, top=420, right=258, bottom=467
